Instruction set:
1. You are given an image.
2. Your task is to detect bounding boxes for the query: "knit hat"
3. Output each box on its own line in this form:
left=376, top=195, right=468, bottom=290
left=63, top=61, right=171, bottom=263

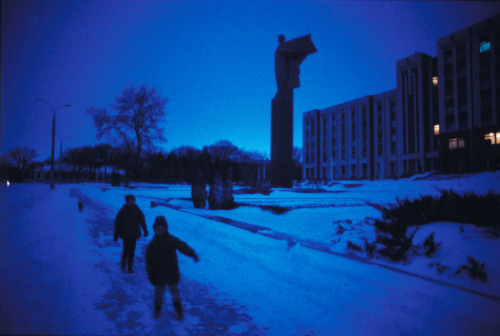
left=125, top=194, right=135, bottom=202
left=153, top=216, right=168, bottom=231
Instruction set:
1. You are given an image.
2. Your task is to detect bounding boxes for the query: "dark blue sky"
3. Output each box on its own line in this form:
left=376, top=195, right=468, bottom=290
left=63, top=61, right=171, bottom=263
left=2, top=0, right=500, bottom=160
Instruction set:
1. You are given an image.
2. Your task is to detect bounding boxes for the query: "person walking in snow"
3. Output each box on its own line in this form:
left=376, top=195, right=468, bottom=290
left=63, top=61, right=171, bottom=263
left=114, top=194, right=148, bottom=273
left=146, top=216, right=199, bottom=320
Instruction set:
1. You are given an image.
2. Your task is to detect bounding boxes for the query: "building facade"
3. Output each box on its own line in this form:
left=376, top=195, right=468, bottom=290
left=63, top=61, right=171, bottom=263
left=304, top=14, right=500, bottom=180
left=437, top=15, right=500, bottom=173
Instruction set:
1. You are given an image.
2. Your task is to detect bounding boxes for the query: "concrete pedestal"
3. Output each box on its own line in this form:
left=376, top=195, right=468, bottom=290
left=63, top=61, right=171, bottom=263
left=270, top=89, right=294, bottom=188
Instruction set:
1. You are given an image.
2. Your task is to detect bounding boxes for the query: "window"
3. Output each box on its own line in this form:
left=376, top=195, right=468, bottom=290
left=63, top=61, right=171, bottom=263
left=444, top=50, right=452, bottom=63
left=459, top=113, right=468, bottom=129
left=434, top=125, right=440, bottom=135
left=480, top=41, right=491, bottom=53
left=484, top=132, right=500, bottom=145
left=449, top=137, right=465, bottom=149
left=446, top=115, right=454, bottom=129
left=432, top=76, right=438, bottom=87
left=449, top=138, right=456, bottom=150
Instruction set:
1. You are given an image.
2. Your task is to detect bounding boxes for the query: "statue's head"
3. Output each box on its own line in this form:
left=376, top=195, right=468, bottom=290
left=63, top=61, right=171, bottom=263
left=278, top=34, right=285, bottom=44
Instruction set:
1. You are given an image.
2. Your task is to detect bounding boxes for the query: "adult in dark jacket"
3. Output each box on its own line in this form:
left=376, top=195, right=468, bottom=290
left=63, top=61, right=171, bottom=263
left=146, top=216, right=199, bottom=320
left=114, top=194, right=148, bottom=273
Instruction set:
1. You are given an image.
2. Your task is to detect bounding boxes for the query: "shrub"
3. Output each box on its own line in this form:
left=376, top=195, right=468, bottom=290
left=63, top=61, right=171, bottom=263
left=423, top=232, right=442, bottom=257
left=364, top=241, right=377, bottom=258
left=261, top=205, right=290, bottom=215
left=454, top=257, right=488, bottom=282
left=429, top=262, right=449, bottom=274
left=375, top=190, right=500, bottom=229
left=336, top=224, right=345, bottom=235
left=375, top=219, right=420, bottom=262
left=346, top=241, right=363, bottom=252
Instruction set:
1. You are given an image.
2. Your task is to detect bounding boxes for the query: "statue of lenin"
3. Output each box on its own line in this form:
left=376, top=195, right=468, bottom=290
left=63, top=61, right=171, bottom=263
left=271, top=34, right=316, bottom=188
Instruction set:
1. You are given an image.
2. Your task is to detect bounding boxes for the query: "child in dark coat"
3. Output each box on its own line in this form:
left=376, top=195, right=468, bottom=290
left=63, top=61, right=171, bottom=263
left=114, top=194, right=148, bottom=273
left=146, top=216, right=199, bottom=320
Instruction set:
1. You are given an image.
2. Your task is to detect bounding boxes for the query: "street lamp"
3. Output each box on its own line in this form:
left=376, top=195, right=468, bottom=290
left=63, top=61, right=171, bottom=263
left=35, top=98, right=71, bottom=189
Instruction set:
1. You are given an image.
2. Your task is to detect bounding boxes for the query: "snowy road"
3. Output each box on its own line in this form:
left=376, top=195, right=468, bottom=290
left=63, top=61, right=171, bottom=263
left=1, top=182, right=499, bottom=335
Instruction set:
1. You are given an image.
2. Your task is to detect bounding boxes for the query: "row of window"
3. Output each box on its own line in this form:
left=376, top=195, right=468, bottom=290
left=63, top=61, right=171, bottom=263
left=305, top=160, right=403, bottom=180
left=447, top=132, right=500, bottom=150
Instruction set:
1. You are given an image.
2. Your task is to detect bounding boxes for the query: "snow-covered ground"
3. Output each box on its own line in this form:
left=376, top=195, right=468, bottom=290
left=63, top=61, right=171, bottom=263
left=1, top=172, right=499, bottom=335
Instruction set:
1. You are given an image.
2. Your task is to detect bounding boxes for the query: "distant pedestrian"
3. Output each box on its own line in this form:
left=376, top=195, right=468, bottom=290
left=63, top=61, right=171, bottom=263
left=78, top=200, right=84, bottom=213
left=146, top=216, right=199, bottom=320
left=114, top=194, right=148, bottom=273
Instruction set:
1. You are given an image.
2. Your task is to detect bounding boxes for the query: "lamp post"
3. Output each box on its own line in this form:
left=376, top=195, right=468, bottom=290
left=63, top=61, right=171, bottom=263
left=35, top=98, right=71, bottom=189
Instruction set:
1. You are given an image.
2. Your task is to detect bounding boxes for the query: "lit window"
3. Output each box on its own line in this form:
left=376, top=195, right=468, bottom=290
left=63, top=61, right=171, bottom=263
left=484, top=132, right=500, bottom=145
left=485, top=133, right=495, bottom=144
left=434, top=125, right=440, bottom=135
left=449, top=138, right=457, bottom=149
left=480, top=41, right=491, bottom=53
left=432, top=76, right=438, bottom=87
left=449, top=137, right=465, bottom=149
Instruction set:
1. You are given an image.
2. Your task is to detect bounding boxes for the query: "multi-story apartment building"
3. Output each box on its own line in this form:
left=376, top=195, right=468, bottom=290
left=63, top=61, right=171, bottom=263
left=396, top=53, right=440, bottom=176
left=303, top=92, right=397, bottom=180
left=438, top=15, right=500, bottom=173
left=372, top=89, right=398, bottom=179
left=303, top=14, right=499, bottom=180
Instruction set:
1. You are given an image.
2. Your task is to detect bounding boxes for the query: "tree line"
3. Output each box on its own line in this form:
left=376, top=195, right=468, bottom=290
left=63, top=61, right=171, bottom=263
left=1, top=84, right=302, bottom=184
left=1, top=141, right=299, bottom=185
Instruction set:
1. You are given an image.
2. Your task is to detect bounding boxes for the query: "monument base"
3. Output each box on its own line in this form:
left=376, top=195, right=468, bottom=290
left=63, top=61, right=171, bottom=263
left=270, top=89, right=294, bottom=188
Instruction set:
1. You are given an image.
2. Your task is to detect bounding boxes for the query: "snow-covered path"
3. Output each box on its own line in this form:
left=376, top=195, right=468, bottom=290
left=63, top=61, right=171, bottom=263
left=0, top=184, right=266, bottom=335
left=1, top=179, right=500, bottom=335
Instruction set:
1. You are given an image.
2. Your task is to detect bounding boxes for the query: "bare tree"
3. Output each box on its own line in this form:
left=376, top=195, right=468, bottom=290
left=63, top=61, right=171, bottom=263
left=239, top=149, right=268, bottom=162
left=6, top=147, right=38, bottom=176
left=207, top=140, right=240, bottom=162
left=86, top=85, right=168, bottom=180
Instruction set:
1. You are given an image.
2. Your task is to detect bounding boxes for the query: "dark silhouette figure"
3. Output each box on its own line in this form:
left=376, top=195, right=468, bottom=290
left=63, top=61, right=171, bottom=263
left=274, top=34, right=316, bottom=91
left=78, top=201, right=84, bottom=213
left=114, top=194, right=148, bottom=273
left=146, top=216, right=199, bottom=320
left=271, top=34, right=316, bottom=187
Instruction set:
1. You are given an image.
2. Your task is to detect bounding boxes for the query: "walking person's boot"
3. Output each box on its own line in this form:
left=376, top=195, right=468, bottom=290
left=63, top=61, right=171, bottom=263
left=173, top=301, right=184, bottom=321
